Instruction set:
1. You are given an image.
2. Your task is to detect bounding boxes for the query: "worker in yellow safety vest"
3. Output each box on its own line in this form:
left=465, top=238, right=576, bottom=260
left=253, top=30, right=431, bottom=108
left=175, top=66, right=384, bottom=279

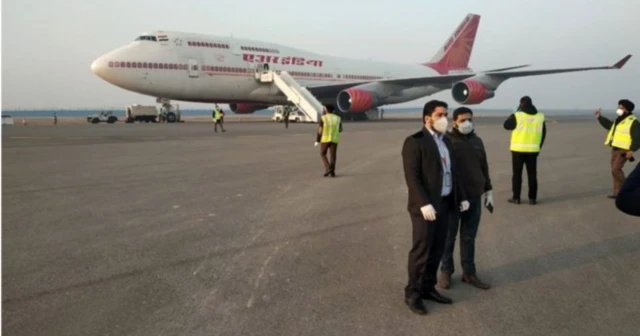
left=212, top=104, right=225, bottom=133
left=595, top=99, right=639, bottom=198
left=503, top=96, right=546, bottom=205
left=315, top=104, right=343, bottom=177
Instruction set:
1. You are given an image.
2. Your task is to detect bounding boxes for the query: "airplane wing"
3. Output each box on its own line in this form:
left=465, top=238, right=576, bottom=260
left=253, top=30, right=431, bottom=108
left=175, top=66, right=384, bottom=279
left=307, top=55, right=630, bottom=98
left=484, top=54, right=631, bottom=79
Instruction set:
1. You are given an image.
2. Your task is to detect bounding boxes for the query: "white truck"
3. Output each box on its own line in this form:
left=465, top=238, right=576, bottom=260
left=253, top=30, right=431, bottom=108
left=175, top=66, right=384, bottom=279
left=271, top=106, right=315, bottom=123
left=125, top=105, right=158, bottom=123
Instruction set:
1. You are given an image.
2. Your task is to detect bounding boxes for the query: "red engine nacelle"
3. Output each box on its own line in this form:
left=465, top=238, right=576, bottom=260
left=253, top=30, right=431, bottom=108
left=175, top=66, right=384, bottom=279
left=228, top=103, right=270, bottom=114
left=451, top=79, right=496, bottom=105
left=336, top=88, right=379, bottom=113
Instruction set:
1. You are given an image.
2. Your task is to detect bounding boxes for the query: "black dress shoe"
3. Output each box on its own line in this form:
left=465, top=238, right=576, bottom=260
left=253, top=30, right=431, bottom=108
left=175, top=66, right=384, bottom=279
left=607, top=194, right=617, bottom=199
left=405, top=297, right=427, bottom=315
left=421, top=290, right=453, bottom=304
left=529, top=199, right=537, bottom=205
left=508, top=198, right=521, bottom=204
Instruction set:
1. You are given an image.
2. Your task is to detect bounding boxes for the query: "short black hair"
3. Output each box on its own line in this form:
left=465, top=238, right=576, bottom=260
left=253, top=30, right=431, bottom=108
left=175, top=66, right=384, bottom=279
left=619, top=99, right=635, bottom=112
left=453, top=107, right=473, bottom=121
left=423, top=100, right=448, bottom=118
left=520, top=96, right=532, bottom=107
left=325, top=104, right=335, bottom=112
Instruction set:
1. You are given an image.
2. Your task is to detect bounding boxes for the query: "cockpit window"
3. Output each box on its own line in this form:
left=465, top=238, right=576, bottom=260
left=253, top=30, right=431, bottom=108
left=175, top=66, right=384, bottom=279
left=134, top=35, right=158, bottom=42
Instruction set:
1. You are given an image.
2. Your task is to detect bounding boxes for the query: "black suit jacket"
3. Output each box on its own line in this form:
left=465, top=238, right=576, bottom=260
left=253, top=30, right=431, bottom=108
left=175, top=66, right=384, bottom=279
left=402, top=128, right=467, bottom=215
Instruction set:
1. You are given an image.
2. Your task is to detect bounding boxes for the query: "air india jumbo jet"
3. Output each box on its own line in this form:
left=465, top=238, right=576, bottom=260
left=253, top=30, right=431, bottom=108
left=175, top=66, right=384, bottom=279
left=90, top=13, right=631, bottom=117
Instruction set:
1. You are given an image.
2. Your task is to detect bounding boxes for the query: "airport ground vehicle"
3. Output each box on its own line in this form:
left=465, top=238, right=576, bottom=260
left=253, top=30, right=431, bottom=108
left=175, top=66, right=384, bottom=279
left=87, top=111, right=118, bottom=124
left=2, top=115, right=14, bottom=125
left=125, top=105, right=158, bottom=123
left=271, top=106, right=314, bottom=123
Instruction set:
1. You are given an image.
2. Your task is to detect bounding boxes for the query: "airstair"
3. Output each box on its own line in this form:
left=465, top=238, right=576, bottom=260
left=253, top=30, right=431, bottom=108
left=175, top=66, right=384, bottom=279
left=255, top=65, right=324, bottom=123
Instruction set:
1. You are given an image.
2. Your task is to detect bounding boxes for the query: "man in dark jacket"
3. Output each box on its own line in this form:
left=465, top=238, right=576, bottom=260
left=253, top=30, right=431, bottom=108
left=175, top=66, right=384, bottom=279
left=503, top=96, right=546, bottom=205
left=401, top=100, right=469, bottom=315
left=439, top=107, right=492, bottom=290
left=595, top=99, right=639, bottom=198
left=616, top=162, right=640, bottom=216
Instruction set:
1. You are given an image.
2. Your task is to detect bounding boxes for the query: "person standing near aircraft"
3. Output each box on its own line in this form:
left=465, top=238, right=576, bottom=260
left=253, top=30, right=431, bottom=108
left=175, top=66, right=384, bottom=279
left=316, top=105, right=342, bottom=177
left=595, top=99, right=639, bottom=198
left=503, top=96, right=546, bottom=205
left=283, top=106, right=291, bottom=129
left=213, top=104, right=225, bottom=133
left=401, top=100, right=469, bottom=315
left=439, top=107, right=492, bottom=290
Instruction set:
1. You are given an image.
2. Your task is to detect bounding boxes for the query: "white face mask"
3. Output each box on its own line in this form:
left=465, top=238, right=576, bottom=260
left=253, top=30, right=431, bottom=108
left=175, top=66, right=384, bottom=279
left=616, top=108, right=625, bottom=116
left=432, top=116, right=448, bottom=133
left=458, top=120, right=473, bottom=134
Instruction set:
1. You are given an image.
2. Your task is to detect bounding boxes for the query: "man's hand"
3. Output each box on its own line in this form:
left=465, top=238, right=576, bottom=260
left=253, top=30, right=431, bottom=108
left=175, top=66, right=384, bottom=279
left=484, top=190, right=494, bottom=207
left=420, top=204, right=437, bottom=221
left=626, top=151, right=634, bottom=160
left=594, top=108, right=602, bottom=118
left=460, top=200, right=470, bottom=212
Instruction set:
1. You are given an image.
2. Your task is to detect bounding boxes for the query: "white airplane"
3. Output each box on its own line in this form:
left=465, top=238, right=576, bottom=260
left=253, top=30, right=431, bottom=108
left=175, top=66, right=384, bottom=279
left=91, top=13, right=631, bottom=117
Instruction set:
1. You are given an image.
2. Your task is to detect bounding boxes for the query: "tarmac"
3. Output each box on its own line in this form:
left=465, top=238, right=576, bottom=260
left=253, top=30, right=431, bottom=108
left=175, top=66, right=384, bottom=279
left=2, top=116, right=639, bottom=336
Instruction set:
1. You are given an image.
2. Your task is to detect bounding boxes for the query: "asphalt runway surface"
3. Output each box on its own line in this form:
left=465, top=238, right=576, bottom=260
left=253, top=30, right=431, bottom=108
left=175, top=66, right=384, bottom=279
left=3, top=117, right=640, bottom=336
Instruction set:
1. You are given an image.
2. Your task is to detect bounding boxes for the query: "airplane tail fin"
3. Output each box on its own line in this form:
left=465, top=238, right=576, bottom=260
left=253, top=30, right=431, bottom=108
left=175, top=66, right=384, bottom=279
left=423, top=13, right=481, bottom=74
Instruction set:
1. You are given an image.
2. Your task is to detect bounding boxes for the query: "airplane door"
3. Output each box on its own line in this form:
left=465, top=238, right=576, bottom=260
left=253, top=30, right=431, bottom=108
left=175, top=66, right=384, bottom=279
left=188, top=58, right=199, bottom=78
left=334, top=68, right=342, bottom=81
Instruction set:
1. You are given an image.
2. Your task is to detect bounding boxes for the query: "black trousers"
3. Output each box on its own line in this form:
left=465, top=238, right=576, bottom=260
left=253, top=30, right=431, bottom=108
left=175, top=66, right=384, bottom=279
left=511, top=151, right=538, bottom=200
left=405, top=195, right=453, bottom=299
left=320, top=142, right=338, bottom=171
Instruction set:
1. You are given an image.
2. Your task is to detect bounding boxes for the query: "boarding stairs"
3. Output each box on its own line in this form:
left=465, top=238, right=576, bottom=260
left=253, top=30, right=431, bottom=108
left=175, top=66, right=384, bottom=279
left=255, top=69, right=323, bottom=123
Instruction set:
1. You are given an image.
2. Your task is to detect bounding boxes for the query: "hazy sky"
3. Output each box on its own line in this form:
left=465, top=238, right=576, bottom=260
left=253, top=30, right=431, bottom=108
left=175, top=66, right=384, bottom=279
left=2, top=0, right=639, bottom=110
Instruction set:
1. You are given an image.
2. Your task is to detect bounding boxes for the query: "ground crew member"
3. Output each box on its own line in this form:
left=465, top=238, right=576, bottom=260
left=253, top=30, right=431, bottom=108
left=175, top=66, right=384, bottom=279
left=316, top=104, right=342, bottom=177
left=283, top=106, right=291, bottom=129
left=595, top=99, right=639, bottom=198
left=439, top=107, right=492, bottom=290
left=53, top=112, right=57, bottom=125
left=213, top=104, right=225, bottom=133
left=503, top=96, right=546, bottom=205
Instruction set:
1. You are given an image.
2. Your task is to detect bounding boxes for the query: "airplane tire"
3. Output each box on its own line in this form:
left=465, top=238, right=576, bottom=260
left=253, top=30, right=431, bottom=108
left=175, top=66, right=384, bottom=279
left=166, top=112, right=177, bottom=123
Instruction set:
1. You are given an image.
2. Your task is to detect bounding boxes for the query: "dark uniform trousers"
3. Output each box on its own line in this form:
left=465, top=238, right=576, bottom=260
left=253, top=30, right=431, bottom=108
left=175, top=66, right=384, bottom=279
left=611, top=148, right=629, bottom=196
left=512, top=152, right=538, bottom=200
left=405, top=194, right=454, bottom=299
left=320, top=142, right=338, bottom=171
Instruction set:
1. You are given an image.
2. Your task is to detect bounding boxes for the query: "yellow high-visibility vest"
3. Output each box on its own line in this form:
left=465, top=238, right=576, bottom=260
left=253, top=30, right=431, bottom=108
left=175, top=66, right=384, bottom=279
left=213, top=109, right=221, bottom=120
left=321, top=113, right=341, bottom=143
left=605, top=115, right=636, bottom=150
left=510, top=111, right=545, bottom=152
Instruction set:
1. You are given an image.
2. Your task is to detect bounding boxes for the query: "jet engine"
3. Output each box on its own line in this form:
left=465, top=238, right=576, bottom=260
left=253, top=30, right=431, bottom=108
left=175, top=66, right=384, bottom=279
left=229, top=103, right=270, bottom=114
left=336, top=88, right=379, bottom=113
left=451, top=79, right=496, bottom=105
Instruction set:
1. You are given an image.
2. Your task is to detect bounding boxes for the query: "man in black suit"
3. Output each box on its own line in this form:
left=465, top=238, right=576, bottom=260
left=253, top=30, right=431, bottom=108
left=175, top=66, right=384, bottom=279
left=401, top=100, right=469, bottom=315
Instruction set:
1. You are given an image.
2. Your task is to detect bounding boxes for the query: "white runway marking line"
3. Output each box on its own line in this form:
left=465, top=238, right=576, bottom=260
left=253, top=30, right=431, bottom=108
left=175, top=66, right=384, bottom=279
left=246, top=245, right=281, bottom=308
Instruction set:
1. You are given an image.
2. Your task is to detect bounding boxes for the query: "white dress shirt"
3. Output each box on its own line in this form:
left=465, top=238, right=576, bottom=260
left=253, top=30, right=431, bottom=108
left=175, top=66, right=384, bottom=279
left=426, top=127, right=452, bottom=197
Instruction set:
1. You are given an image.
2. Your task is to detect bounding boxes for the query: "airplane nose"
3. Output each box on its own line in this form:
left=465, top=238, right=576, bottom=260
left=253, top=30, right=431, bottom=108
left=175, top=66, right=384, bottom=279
left=91, top=57, right=107, bottom=78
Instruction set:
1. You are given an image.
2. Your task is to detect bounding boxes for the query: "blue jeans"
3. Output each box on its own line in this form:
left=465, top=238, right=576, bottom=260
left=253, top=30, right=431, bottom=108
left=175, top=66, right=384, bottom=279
left=440, top=196, right=482, bottom=275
